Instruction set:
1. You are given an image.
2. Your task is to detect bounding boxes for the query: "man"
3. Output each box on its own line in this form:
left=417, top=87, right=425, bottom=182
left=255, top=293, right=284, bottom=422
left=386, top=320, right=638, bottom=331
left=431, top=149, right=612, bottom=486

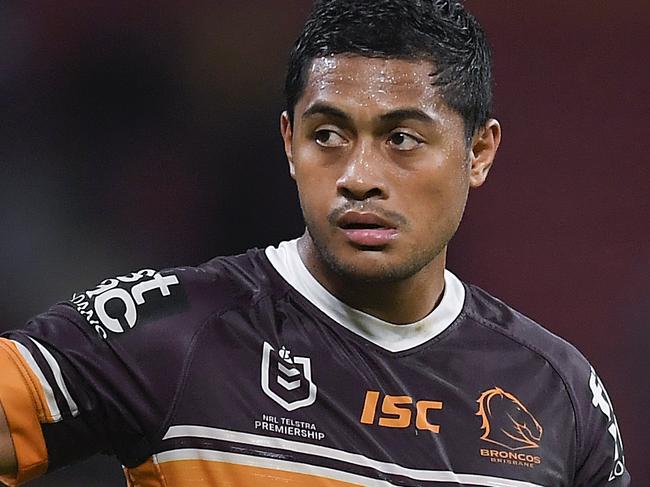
left=0, top=0, right=630, bottom=485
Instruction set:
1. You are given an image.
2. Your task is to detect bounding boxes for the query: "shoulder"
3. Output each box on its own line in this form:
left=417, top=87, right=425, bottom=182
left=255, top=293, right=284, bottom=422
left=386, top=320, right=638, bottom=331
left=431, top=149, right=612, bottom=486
left=461, top=282, right=593, bottom=440
left=462, top=282, right=629, bottom=483
left=61, top=247, right=277, bottom=342
left=463, top=282, right=592, bottom=383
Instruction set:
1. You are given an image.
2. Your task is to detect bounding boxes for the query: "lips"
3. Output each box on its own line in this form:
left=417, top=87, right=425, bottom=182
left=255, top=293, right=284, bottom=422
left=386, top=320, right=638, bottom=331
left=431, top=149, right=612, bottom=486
left=337, top=211, right=399, bottom=247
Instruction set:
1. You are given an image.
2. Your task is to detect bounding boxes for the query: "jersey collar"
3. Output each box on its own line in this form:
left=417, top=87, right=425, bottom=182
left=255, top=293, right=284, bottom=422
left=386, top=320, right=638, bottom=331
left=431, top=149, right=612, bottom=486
left=265, top=239, right=465, bottom=352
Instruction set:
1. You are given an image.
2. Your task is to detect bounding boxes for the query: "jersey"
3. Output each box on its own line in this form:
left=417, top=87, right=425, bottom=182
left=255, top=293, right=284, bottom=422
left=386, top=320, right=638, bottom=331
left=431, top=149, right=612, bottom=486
left=0, top=239, right=630, bottom=486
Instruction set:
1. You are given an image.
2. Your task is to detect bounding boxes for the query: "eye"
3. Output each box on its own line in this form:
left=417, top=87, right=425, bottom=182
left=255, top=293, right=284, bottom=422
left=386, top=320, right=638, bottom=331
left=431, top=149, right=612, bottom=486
left=388, top=132, right=423, bottom=151
left=314, top=129, right=347, bottom=147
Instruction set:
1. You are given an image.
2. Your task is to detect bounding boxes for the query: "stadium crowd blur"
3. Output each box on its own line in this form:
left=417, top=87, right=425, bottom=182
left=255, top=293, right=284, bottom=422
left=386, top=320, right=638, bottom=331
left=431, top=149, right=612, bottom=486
left=1, top=1, right=647, bottom=485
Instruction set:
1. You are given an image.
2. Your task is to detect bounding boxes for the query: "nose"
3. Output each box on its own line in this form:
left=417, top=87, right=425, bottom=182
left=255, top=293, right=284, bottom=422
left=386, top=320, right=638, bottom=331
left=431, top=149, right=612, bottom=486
left=336, top=142, right=387, bottom=201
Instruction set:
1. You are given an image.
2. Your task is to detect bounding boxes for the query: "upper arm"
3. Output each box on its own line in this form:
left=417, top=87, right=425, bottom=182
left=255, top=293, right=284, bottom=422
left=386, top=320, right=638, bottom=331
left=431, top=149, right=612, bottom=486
left=0, top=264, right=213, bottom=484
left=573, top=366, right=630, bottom=486
left=0, top=401, right=17, bottom=483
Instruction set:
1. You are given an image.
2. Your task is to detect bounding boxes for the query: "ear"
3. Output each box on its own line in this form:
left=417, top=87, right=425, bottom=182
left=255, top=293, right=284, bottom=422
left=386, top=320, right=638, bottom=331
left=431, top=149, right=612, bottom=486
left=468, top=118, right=501, bottom=188
left=280, top=111, right=296, bottom=179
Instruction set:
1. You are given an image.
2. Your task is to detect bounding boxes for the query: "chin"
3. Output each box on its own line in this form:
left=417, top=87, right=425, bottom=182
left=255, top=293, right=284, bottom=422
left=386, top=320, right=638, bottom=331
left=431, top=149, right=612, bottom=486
left=305, top=223, right=445, bottom=284
left=320, top=245, right=430, bottom=284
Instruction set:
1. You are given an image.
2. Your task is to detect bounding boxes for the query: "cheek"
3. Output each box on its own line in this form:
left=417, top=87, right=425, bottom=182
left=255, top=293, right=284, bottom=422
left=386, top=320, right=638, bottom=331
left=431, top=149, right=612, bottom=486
left=293, top=162, right=334, bottom=216
left=292, top=141, right=342, bottom=203
left=404, top=168, right=469, bottom=228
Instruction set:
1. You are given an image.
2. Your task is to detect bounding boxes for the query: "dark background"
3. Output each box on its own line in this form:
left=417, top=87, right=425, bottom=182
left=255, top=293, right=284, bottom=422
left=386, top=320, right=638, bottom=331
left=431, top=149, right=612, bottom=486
left=1, top=1, right=647, bottom=485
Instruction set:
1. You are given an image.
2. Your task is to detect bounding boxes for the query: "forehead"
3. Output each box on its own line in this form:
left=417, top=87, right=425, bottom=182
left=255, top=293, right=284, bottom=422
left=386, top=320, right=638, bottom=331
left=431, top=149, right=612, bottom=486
left=298, top=55, right=442, bottom=113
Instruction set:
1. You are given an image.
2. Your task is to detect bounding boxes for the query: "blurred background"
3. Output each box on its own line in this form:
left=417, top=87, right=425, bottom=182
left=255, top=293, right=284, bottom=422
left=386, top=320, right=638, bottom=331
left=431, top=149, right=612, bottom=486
left=1, top=0, right=647, bottom=484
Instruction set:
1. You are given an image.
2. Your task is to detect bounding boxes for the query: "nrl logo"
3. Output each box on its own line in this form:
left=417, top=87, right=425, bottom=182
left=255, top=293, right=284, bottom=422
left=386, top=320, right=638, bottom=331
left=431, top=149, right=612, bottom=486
left=476, top=387, right=543, bottom=451
left=261, top=342, right=317, bottom=411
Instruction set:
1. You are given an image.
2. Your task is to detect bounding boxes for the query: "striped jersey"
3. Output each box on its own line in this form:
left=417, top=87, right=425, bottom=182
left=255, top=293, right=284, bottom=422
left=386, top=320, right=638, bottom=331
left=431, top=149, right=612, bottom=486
left=0, top=239, right=630, bottom=486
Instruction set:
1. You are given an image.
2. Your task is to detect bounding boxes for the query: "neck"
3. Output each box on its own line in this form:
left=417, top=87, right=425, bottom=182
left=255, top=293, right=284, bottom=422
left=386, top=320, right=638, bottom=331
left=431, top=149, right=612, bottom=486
left=297, top=235, right=446, bottom=324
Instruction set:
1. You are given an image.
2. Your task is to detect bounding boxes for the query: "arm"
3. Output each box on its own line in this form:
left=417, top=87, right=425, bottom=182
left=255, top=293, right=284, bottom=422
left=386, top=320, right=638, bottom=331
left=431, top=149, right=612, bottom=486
left=0, top=401, right=17, bottom=481
left=0, top=265, right=198, bottom=483
left=574, top=367, right=630, bottom=486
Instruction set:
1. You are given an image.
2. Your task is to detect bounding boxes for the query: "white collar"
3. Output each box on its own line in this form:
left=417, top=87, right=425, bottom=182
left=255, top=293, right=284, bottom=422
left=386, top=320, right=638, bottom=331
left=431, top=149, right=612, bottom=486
left=265, top=239, right=465, bottom=352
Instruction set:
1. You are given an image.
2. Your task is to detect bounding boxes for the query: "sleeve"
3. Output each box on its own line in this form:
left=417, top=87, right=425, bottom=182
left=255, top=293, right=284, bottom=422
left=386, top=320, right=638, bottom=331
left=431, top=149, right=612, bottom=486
left=572, top=364, right=631, bottom=486
left=0, top=267, right=206, bottom=486
left=0, top=338, right=49, bottom=485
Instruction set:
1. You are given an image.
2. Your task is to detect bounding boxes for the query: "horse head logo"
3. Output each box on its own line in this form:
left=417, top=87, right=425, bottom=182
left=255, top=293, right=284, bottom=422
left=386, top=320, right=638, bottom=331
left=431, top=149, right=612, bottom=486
left=476, top=387, right=543, bottom=450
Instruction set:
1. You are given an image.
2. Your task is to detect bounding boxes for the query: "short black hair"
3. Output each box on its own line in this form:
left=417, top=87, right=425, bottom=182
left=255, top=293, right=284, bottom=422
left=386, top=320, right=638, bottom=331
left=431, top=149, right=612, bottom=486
left=285, top=0, right=493, bottom=141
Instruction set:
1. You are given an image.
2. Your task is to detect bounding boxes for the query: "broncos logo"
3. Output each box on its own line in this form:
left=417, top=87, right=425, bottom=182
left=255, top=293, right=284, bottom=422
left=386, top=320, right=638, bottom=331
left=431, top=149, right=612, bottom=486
left=476, top=387, right=543, bottom=450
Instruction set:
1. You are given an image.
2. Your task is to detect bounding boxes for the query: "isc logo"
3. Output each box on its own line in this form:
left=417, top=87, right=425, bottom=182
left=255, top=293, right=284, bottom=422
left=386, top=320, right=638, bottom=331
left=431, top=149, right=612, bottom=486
left=360, top=391, right=443, bottom=432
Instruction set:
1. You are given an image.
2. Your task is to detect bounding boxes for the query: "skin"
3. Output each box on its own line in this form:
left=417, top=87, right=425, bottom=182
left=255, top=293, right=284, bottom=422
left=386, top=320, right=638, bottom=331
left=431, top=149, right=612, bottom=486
left=0, top=402, right=16, bottom=478
left=281, top=55, right=500, bottom=324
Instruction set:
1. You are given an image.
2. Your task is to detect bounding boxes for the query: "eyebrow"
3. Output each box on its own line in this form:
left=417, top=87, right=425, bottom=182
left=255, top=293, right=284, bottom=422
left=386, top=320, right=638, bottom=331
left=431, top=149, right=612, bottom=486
left=302, top=103, right=351, bottom=122
left=301, top=102, right=437, bottom=126
left=378, top=109, right=437, bottom=125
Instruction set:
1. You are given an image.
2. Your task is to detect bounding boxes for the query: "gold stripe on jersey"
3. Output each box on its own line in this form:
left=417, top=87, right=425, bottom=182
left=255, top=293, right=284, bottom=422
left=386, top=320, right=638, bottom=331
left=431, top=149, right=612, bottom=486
left=0, top=339, right=48, bottom=486
left=124, top=456, right=166, bottom=487
left=126, top=450, right=384, bottom=486
left=158, top=459, right=367, bottom=486
left=149, top=448, right=546, bottom=486
left=0, top=338, right=60, bottom=423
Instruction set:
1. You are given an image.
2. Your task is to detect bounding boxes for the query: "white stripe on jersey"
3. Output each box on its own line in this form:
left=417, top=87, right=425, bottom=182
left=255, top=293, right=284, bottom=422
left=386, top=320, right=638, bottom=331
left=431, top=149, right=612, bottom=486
left=163, top=425, right=544, bottom=487
left=13, top=340, right=62, bottom=422
left=27, top=336, right=79, bottom=417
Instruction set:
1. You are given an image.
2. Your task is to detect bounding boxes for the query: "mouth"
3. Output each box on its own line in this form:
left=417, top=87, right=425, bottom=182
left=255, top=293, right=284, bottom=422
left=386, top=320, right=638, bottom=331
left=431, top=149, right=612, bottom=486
left=336, top=212, right=399, bottom=248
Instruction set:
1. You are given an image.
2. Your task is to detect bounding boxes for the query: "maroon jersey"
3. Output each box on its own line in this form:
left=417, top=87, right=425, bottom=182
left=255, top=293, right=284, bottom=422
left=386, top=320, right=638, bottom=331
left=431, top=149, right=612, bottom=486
left=0, top=239, right=630, bottom=486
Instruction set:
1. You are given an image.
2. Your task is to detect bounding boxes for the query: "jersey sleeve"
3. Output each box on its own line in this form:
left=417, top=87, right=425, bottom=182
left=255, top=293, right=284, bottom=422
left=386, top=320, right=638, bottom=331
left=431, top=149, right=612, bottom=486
left=0, top=266, right=209, bottom=486
left=572, top=363, right=631, bottom=486
left=0, top=338, right=49, bottom=485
